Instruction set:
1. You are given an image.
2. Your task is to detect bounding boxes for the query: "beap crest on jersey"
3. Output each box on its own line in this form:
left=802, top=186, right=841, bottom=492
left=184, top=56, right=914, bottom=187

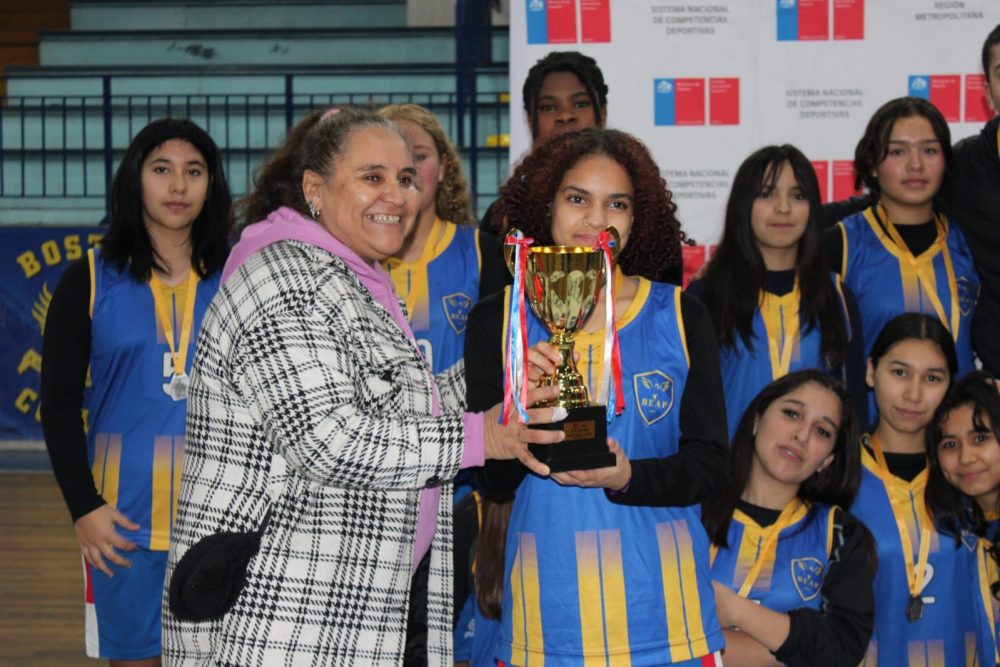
left=442, top=292, right=473, bottom=334
left=633, top=370, right=675, bottom=426
left=791, top=557, right=824, bottom=601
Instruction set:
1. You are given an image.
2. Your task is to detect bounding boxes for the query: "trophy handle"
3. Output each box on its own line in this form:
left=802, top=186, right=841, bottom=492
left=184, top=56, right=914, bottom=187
left=503, top=227, right=520, bottom=277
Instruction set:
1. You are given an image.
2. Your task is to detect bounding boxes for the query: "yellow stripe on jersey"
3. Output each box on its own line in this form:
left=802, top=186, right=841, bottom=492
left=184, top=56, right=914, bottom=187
left=826, top=506, right=837, bottom=556
left=900, top=259, right=923, bottom=314
left=512, top=532, right=545, bottom=666
left=383, top=218, right=454, bottom=331
left=964, top=631, right=977, bottom=667
left=674, top=521, right=710, bottom=658
left=87, top=248, right=96, bottom=319
left=656, top=520, right=708, bottom=662
left=91, top=433, right=121, bottom=508
left=674, top=286, right=689, bottom=368
left=474, top=228, right=483, bottom=273
left=927, top=639, right=945, bottom=667
left=575, top=531, right=605, bottom=666
left=150, top=435, right=183, bottom=551
left=511, top=536, right=527, bottom=664
left=599, top=529, right=631, bottom=665
left=839, top=223, right=849, bottom=280
left=732, top=516, right=763, bottom=592
left=908, top=640, right=927, bottom=667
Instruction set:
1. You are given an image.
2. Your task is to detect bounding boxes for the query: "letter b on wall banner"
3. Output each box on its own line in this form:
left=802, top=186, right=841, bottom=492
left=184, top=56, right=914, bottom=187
left=0, top=228, right=102, bottom=440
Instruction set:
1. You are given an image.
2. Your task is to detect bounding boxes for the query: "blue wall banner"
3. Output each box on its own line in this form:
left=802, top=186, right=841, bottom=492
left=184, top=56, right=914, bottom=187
left=0, top=227, right=104, bottom=441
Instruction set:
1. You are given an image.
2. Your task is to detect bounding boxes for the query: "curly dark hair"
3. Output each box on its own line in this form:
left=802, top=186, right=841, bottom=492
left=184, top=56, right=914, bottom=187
left=497, top=128, right=683, bottom=282
left=522, top=51, right=608, bottom=141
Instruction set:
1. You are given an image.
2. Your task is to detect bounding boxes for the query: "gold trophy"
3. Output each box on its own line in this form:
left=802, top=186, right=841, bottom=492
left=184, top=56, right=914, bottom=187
left=505, top=227, right=619, bottom=472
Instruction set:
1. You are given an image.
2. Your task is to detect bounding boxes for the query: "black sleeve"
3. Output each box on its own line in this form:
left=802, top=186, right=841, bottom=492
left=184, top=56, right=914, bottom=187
left=772, top=510, right=876, bottom=667
left=607, top=293, right=730, bottom=507
left=840, top=283, right=869, bottom=428
left=477, top=229, right=512, bottom=299
left=452, top=492, right=481, bottom=625
left=40, top=258, right=104, bottom=522
left=684, top=277, right=707, bottom=301
left=465, top=291, right=529, bottom=494
left=823, top=225, right=845, bottom=277
left=821, top=195, right=874, bottom=229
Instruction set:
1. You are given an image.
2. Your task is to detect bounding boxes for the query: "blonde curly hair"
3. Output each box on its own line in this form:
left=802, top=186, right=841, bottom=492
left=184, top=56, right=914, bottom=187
left=379, top=103, right=475, bottom=227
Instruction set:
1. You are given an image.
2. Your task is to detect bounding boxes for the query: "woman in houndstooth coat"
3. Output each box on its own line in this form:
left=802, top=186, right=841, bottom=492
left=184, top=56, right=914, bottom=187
left=162, top=109, right=563, bottom=666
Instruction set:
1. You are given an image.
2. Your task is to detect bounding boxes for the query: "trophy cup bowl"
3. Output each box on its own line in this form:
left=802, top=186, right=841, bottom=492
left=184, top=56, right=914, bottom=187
left=505, top=228, right=619, bottom=472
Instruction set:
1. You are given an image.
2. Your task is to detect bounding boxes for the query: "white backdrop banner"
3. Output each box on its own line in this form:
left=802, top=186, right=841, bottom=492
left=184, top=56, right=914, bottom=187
left=509, top=0, right=1000, bottom=249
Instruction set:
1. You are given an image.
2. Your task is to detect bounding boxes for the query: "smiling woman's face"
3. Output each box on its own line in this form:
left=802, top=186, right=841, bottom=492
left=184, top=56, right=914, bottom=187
left=303, top=126, right=420, bottom=264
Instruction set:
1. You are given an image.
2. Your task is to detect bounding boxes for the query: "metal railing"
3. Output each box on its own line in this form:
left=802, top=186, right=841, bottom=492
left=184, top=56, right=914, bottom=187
left=1, top=73, right=510, bottom=213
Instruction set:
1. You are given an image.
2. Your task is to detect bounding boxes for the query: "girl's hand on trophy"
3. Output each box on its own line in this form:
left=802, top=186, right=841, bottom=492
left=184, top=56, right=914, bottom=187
left=484, top=385, right=566, bottom=477
left=550, top=438, right=631, bottom=490
left=526, top=342, right=562, bottom=387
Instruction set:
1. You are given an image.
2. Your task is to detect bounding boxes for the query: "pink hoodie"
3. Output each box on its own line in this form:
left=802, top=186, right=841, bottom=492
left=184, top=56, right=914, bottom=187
left=224, top=207, right=485, bottom=573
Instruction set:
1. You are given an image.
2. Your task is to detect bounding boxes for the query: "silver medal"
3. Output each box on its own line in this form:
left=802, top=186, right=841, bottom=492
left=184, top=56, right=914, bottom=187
left=166, top=373, right=189, bottom=401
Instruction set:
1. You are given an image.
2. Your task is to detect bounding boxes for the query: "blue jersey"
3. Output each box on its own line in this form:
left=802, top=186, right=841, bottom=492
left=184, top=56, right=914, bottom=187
left=838, top=207, right=978, bottom=380
left=973, top=539, right=1000, bottom=667
left=498, top=279, right=723, bottom=666
left=719, top=275, right=847, bottom=440
left=710, top=502, right=835, bottom=613
left=384, top=219, right=481, bottom=375
left=851, top=443, right=980, bottom=666
left=86, top=249, right=220, bottom=550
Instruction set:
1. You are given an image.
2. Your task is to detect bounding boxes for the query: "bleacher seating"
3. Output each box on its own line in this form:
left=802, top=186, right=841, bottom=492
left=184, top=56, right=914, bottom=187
left=1, top=0, right=511, bottom=224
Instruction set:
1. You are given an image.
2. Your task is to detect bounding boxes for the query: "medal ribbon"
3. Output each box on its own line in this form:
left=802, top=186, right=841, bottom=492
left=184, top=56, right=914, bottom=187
left=760, top=279, right=801, bottom=381
left=869, top=433, right=932, bottom=609
left=873, top=204, right=960, bottom=338
left=594, top=230, right=625, bottom=419
left=149, top=269, right=199, bottom=378
left=736, top=499, right=804, bottom=597
left=501, top=231, right=533, bottom=425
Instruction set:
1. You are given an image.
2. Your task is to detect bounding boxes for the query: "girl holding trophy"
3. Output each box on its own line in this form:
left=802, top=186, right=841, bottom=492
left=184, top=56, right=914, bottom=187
left=466, top=127, right=728, bottom=666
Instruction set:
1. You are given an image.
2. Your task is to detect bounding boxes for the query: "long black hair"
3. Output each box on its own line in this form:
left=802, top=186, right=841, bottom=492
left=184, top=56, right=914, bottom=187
left=522, top=51, right=608, bottom=141
left=101, top=118, right=231, bottom=282
left=700, top=145, right=848, bottom=369
left=702, top=370, right=860, bottom=548
left=926, top=372, right=1000, bottom=561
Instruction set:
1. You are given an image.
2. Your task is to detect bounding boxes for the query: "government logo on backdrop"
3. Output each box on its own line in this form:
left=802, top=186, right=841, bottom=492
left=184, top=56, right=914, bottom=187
left=654, top=78, right=739, bottom=126
left=910, top=74, right=997, bottom=123
left=810, top=160, right=861, bottom=203
left=526, top=0, right=611, bottom=44
left=776, top=0, right=863, bottom=41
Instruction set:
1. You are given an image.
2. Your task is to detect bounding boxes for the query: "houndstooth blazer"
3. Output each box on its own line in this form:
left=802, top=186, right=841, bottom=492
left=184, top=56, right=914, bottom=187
left=162, top=240, right=468, bottom=666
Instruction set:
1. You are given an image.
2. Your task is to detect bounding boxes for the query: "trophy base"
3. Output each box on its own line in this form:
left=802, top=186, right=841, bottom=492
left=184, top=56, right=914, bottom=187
left=528, top=404, right=614, bottom=473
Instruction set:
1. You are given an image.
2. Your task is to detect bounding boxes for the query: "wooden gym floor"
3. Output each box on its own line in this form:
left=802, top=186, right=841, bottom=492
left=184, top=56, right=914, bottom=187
left=0, top=472, right=96, bottom=665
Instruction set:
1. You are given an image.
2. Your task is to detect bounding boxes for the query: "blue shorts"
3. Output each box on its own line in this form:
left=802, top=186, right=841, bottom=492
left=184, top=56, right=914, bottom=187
left=84, top=548, right=167, bottom=660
